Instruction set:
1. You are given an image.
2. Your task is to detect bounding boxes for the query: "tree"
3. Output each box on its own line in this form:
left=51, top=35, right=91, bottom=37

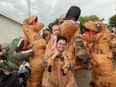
left=79, top=15, right=104, bottom=34
left=109, top=14, right=116, bottom=29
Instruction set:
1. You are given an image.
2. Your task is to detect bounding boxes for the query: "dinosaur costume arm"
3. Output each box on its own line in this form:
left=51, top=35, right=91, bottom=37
left=44, top=40, right=54, bottom=59
left=5, top=61, right=19, bottom=71
left=13, top=49, right=33, bottom=60
left=66, top=44, right=76, bottom=67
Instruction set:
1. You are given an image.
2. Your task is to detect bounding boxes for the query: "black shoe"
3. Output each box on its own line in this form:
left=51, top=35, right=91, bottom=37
left=48, top=65, right=52, bottom=72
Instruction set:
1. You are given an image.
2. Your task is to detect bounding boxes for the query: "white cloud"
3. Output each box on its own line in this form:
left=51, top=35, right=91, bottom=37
left=0, top=0, right=115, bottom=28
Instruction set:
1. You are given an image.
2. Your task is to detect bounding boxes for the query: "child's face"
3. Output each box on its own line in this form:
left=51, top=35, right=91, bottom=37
left=52, top=26, right=60, bottom=36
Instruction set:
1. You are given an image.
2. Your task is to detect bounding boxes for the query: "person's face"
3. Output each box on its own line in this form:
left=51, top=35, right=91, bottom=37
left=56, top=39, right=67, bottom=52
left=52, top=26, right=60, bottom=36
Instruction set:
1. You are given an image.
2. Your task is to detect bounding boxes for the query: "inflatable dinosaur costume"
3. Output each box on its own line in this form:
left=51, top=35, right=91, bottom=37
left=81, top=21, right=116, bottom=86
left=42, top=6, right=81, bottom=87
left=81, top=21, right=109, bottom=54
left=90, top=31, right=116, bottom=87
left=0, top=38, right=33, bottom=73
left=22, top=16, right=46, bottom=87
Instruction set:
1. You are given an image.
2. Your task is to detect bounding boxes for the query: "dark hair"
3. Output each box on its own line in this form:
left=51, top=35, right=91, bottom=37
left=42, top=30, right=51, bottom=39
left=57, top=36, right=67, bottom=43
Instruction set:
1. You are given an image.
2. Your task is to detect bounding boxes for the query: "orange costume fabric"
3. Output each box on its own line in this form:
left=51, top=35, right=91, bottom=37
left=81, top=21, right=109, bottom=54
left=90, top=31, right=116, bottom=87
left=42, top=6, right=81, bottom=87
left=42, top=55, right=77, bottom=87
left=80, top=21, right=116, bottom=86
left=81, top=21, right=116, bottom=86
left=42, top=20, right=79, bottom=87
left=22, top=15, right=46, bottom=87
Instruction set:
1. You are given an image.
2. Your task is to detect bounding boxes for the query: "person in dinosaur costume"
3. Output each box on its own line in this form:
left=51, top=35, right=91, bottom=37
left=0, top=38, right=33, bottom=87
left=42, top=36, right=78, bottom=87
left=81, top=21, right=108, bottom=82
left=42, top=6, right=81, bottom=87
left=90, top=31, right=116, bottom=87
left=59, top=6, right=91, bottom=71
left=60, top=6, right=81, bottom=69
left=0, top=38, right=33, bottom=73
left=80, top=21, right=116, bottom=86
left=22, top=15, right=47, bottom=87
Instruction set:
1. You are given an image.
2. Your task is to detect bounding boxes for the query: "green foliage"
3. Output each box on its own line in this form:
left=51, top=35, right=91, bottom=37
left=109, top=14, right=116, bottom=29
left=79, top=15, right=104, bottom=34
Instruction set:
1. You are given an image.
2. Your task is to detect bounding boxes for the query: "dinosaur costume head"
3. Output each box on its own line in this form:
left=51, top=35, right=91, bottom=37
left=60, top=6, right=81, bottom=42
left=83, top=21, right=107, bottom=35
left=23, top=15, right=44, bottom=33
left=23, top=15, right=38, bottom=25
left=6, top=38, right=24, bottom=53
left=22, top=15, right=44, bottom=44
left=81, top=21, right=110, bottom=43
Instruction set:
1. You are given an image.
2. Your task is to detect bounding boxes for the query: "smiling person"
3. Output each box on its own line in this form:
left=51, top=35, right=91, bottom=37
left=42, top=36, right=78, bottom=87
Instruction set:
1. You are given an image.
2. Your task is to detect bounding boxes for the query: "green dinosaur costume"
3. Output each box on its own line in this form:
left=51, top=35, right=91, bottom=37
left=1, top=38, right=33, bottom=72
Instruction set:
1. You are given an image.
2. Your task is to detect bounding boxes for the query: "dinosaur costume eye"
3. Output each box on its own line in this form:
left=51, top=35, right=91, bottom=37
left=95, top=23, right=101, bottom=30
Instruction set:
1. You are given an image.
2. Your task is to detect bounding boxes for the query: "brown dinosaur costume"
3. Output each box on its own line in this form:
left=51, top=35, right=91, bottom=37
left=81, top=21, right=109, bottom=54
left=60, top=6, right=81, bottom=67
left=90, top=31, right=116, bottom=87
left=42, top=6, right=81, bottom=87
left=80, top=21, right=116, bottom=86
left=22, top=15, right=46, bottom=87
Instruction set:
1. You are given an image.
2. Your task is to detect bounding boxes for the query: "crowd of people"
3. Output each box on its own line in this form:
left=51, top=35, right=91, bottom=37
left=0, top=5, right=116, bottom=87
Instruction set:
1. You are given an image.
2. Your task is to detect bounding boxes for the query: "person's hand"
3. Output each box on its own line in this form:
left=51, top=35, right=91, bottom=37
left=62, top=50, right=67, bottom=57
left=51, top=48, right=60, bottom=59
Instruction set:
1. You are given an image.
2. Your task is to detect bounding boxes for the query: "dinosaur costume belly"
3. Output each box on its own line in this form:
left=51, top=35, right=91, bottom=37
left=42, top=57, right=78, bottom=87
left=91, top=53, right=116, bottom=87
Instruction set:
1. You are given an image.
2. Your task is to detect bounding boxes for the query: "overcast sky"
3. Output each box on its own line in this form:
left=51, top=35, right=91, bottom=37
left=0, top=0, right=116, bottom=28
